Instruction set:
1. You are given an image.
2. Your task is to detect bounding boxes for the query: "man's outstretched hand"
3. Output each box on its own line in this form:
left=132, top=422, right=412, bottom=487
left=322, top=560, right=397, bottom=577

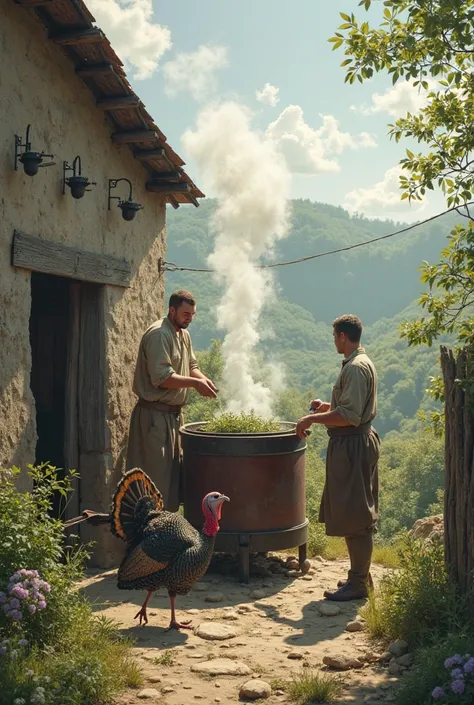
left=194, top=379, right=217, bottom=398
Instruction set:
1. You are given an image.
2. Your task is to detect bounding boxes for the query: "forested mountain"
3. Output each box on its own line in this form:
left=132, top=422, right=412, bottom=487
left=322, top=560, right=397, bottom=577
left=165, top=198, right=454, bottom=436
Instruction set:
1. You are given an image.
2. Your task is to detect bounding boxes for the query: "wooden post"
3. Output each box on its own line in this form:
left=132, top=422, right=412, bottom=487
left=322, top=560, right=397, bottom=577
left=441, top=346, right=474, bottom=600
left=64, top=282, right=81, bottom=524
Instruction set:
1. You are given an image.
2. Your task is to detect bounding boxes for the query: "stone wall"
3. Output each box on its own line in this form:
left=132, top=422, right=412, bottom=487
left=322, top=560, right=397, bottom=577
left=0, top=0, right=168, bottom=563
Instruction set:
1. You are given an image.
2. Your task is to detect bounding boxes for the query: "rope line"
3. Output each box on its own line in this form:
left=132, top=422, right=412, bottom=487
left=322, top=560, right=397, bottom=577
left=163, top=203, right=469, bottom=273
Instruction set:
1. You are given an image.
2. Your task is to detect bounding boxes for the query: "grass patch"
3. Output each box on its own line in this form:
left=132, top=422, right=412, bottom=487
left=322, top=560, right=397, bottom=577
left=154, top=649, right=175, bottom=667
left=306, top=523, right=401, bottom=569
left=359, top=535, right=469, bottom=648
left=372, top=541, right=401, bottom=569
left=286, top=669, right=344, bottom=704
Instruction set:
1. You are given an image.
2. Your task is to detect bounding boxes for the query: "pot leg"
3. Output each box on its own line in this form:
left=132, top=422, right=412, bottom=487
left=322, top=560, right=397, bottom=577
left=298, top=542, right=307, bottom=564
left=238, top=535, right=250, bottom=583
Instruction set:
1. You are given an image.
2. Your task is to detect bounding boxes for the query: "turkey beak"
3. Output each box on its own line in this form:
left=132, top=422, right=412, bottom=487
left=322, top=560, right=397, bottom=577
left=216, top=495, right=229, bottom=521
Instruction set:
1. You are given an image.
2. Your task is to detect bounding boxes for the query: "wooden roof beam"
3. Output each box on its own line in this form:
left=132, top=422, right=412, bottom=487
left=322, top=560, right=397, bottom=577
left=149, top=171, right=182, bottom=181
left=76, top=62, right=114, bottom=78
left=112, top=130, right=157, bottom=144
left=167, top=195, right=180, bottom=209
left=146, top=182, right=191, bottom=193
left=97, top=95, right=141, bottom=111
left=14, top=0, right=58, bottom=6
left=187, top=193, right=200, bottom=207
left=133, top=148, right=165, bottom=160
left=50, top=28, right=104, bottom=46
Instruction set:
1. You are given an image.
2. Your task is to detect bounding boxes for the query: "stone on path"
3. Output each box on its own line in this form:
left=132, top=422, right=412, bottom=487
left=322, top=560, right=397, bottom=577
left=137, top=688, right=160, bottom=699
left=205, top=592, right=224, bottom=603
left=388, top=640, right=409, bottom=657
left=195, top=622, right=239, bottom=641
left=239, top=679, right=272, bottom=700
left=346, top=619, right=365, bottom=632
left=191, top=658, right=252, bottom=676
left=250, top=589, right=266, bottom=600
left=318, top=603, right=342, bottom=617
left=323, top=654, right=364, bottom=670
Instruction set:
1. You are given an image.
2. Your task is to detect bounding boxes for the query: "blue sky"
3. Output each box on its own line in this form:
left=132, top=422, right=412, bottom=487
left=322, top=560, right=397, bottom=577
left=89, top=0, right=446, bottom=222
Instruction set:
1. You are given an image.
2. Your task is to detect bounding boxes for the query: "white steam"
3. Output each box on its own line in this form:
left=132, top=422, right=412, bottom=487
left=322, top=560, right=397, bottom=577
left=182, top=102, right=291, bottom=418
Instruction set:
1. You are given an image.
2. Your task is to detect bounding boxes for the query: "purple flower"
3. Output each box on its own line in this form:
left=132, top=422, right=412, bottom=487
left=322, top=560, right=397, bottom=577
left=9, top=598, right=20, bottom=610
left=431, top=686, right=445, bottom=699
left=3, top=603, right=11, bottom=613
left=8, top=609, right=22, bottom=621
left=27, top=604, right=37, bottom=615
left=11, top=586, right=29, bottom=600
left=0, top=647, right=6, bottom=656
left=38, top=601, right=47, bottom=611
left=445, top=654, right=463, bottom=669
left=18, top=639, right=28, bottom=647
left=464, top=657, right=474, bottom=674
left=40, top=582, right=50, bottom=594
left=451, top=679, right=465, bottom=695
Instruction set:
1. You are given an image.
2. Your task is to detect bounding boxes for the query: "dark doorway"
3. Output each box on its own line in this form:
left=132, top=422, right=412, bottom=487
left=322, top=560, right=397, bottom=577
left=29, top=273, right=71, bottom=514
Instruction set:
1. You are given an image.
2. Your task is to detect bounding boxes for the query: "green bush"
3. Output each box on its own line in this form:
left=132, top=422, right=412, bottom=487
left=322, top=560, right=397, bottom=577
left=0, top=465, right=142, bottom=704
left=360, top=535, right=469, bottom=649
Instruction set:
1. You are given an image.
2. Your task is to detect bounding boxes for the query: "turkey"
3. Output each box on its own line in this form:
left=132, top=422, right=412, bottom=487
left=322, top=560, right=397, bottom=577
left=64, top=468, right=229, bottom=630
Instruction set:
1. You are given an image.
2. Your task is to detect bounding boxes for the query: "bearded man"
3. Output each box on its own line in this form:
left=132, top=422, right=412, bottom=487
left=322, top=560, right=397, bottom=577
left=126, top=290, right=216, bottom=510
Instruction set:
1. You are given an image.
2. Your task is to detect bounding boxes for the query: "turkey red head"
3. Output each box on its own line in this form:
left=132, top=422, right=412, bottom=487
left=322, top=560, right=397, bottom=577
left=202, top=491, right=230, bottom=536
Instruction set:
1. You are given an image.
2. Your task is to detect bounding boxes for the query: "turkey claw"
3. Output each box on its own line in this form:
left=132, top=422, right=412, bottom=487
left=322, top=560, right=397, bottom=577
left=166, top=619, right=192, bottom=631
left=134, top=607, right=149, bottom=626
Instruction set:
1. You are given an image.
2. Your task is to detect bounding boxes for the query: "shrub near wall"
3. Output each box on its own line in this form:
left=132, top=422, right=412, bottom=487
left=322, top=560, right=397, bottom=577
left=0, top=465, right=142, bottom=705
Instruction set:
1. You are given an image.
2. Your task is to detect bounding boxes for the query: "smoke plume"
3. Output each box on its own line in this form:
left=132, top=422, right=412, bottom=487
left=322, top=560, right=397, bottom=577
left=182, top=102, right=291, bottom=417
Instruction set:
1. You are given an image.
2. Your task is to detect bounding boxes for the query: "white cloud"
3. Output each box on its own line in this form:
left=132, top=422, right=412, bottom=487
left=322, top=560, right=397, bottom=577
left=357, top=81, right=431, bottom=118
left=344, top=166, right=427, bottom=214
left=88, top=0, right=171, bottom=80
left=256, top=83, right=280, bottom=107
left=265, top=106, right=376, bottom=175
left=163, top=45, right=229, bottom=102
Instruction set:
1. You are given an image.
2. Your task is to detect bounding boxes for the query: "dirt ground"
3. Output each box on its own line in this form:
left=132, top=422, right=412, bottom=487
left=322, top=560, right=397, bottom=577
left=78, top=554, right=399, bottom=705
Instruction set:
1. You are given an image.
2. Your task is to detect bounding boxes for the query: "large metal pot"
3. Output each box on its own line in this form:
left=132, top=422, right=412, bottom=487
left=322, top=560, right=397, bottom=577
left=180, top=421, right=308, bottom=582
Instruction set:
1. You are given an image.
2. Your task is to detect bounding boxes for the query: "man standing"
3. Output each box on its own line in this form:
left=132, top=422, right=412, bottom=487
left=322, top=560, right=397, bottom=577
left=126, top=290, right=217, bottom=511
left=296, top=314, right=379, bottom=601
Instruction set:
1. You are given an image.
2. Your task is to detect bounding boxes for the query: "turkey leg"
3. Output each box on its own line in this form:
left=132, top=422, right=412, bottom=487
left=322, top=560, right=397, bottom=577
left=166, top=594, right=193, bottom=631
left=134, top=590, right=153, bottom=625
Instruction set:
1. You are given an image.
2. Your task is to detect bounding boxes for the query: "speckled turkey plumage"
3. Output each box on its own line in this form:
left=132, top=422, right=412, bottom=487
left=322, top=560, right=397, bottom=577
left=110, top=468, right=216, bottom=597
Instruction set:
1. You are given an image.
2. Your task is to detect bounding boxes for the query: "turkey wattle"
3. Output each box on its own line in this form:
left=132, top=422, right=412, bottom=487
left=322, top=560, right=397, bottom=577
left=65, top=468, right=229, bottom=630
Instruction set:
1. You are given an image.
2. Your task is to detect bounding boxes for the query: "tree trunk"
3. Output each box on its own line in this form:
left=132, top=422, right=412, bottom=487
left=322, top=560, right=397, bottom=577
left=441, top=345, right=474, bottom=597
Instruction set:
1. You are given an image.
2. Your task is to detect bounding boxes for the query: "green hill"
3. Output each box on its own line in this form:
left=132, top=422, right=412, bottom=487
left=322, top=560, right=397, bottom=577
left=164, top=198, right=454, bottom=435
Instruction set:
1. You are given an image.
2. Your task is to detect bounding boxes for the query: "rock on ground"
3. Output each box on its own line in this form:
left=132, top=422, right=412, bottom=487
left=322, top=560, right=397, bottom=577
left=323, top=654, right=364, bottom=670
left=318, top=603, right=342, bottom=617
left=388, top=640, right=409, bottom=658
left=410, top=514, right=444, bottom=541
left=195, top=622, right=239, bottom=641
left=137, top=689, right=160, bottom=700
left=239, top=679, right=272, bottom=700
left=191, top=658, right=252, bottom=676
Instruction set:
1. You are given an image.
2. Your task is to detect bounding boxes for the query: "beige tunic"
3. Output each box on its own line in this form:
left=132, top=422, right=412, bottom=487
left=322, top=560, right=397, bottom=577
left=319, top=347, right=380, bottom=537
left=126, top=317, right=199, bottom=511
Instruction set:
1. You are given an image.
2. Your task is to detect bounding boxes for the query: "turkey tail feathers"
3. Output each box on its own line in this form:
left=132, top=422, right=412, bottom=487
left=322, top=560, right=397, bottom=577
left=111, top=468, right=163, bottom=542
